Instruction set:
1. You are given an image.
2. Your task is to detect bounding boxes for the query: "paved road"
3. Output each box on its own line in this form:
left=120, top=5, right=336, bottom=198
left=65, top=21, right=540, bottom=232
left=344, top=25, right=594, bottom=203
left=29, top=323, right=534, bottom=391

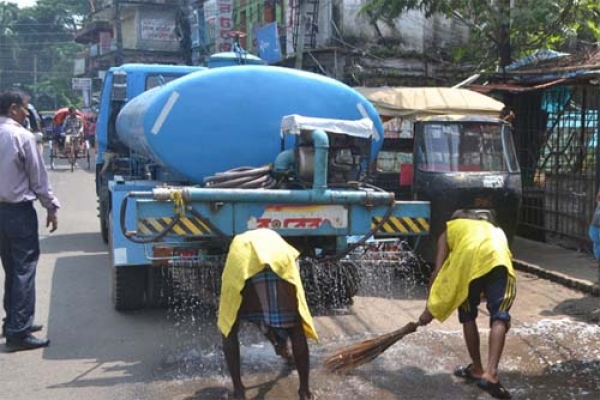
left=0, top=153, right=598, bottom=400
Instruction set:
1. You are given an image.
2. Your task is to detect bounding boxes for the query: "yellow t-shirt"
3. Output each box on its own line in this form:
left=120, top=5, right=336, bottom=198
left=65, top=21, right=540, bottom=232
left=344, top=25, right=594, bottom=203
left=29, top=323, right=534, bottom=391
left=427, top=219, right=515, bottom=322
left=217, top=229, right=318, bottom=341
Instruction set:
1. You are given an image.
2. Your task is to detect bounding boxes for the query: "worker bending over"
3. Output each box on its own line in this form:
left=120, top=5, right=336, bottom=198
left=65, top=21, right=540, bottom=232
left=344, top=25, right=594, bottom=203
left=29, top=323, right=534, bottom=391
left=419, top=209, right=516, bottom=400
left=218, top=228, right=317, bottom=400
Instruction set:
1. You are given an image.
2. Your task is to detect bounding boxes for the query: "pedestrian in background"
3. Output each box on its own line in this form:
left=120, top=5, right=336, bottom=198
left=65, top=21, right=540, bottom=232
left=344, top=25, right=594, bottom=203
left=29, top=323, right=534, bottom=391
left=418, top=209, right=516, bottom=400
left=0, top=89, right=60, bottom=352
left=218, top=229, right=317, bottom=400
left=24, top=103, right=44, bottom=154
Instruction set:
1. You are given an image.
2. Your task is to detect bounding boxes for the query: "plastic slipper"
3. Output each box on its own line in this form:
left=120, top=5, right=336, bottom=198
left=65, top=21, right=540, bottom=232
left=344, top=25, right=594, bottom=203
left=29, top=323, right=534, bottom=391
left=477, top=378, right=512, bottom=399
left=453, top=364, right=479, bottom=382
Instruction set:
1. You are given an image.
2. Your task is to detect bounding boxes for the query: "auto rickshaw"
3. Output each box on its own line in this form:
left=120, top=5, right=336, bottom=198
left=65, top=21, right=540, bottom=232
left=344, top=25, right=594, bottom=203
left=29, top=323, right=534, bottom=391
left=356, top=87, right=522, bottom=262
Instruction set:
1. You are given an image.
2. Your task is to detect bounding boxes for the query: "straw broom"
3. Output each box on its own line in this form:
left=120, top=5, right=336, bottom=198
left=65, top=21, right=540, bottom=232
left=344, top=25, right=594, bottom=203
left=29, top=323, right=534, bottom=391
left=324, top=322, right=419, bottom=373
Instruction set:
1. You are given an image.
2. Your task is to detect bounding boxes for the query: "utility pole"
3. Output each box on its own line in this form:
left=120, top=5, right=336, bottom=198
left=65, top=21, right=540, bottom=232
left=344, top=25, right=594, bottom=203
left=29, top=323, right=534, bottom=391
left=498, top=0, right=512, bottom=74
left=114, top=0, right=124, bottom=66
left=33, top=54, right=37, bottom=103
left=294, top=0, right=307, bottom=70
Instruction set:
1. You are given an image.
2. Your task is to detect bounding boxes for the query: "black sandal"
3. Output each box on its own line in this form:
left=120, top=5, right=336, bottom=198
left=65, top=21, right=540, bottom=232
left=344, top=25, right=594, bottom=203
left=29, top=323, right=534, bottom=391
left=477, top=378, right=512, bottom=399
left=453, top=364, right=479, bottom=382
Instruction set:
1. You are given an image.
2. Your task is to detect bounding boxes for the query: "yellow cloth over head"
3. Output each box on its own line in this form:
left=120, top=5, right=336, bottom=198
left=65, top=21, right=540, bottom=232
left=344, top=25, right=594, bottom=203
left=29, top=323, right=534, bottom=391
left=427, top=219, right=515, bottom=322
left=217, top=229, right=318, bottom=341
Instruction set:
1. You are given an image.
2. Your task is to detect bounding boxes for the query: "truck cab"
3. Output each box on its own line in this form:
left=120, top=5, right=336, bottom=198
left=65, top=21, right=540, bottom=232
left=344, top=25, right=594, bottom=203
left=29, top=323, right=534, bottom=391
left=95, top=64, right=206, bottom=243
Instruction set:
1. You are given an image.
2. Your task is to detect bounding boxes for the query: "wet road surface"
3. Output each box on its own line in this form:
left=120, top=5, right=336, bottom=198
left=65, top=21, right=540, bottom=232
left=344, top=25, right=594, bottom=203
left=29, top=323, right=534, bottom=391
left=1, top=156, right=598, bottom=400
left=144, top=269, right=600, bottom=400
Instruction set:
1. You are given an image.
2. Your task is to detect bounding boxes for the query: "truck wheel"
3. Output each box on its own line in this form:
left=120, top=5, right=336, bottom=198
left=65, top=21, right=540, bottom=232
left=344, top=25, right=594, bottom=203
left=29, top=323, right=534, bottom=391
left=147, top=266, right=174, bottom=308
left=335, top=260, right=360, bottom=306
left=100, top=215, right=109, bottom=244
left=99, top=187, right=109, bottom=244
left=108, top=213, right=148, bottom=311
left=299, top=259, right=360, bottom=309
left=112, top=265, right=148, bottom=311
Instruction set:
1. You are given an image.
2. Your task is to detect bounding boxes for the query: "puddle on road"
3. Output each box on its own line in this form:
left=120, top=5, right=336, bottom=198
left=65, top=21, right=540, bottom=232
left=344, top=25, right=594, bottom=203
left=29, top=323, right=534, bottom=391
left=150, top=312, right=600, bottom=400
left=146, top=258, right=599, bottom=400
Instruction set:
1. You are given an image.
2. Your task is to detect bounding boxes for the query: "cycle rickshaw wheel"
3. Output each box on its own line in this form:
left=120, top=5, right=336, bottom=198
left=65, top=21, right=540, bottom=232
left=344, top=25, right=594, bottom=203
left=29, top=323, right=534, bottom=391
left=49, top=141, right=56, bottom=169
left=69, top=137, right=78, bottom=172
left=86, top=141, right=91, bottom=170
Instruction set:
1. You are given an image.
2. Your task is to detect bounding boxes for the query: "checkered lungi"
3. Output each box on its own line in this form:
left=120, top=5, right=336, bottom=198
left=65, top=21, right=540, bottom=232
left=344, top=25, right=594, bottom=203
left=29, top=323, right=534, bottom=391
left=238, top=267, right=299, bottom=328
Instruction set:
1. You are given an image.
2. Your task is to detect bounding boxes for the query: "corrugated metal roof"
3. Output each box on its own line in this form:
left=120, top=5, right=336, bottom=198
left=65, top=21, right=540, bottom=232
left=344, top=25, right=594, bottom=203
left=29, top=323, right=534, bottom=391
left=473, top=48, right=600, bottom=88
left=467, top=78, right=570, bottom=93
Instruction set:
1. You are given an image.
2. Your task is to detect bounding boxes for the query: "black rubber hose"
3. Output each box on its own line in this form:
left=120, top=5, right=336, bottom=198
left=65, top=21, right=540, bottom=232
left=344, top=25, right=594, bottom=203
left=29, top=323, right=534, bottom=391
left=119, top=192, right=180, bottom=244
left=204, top=165, right=275, bottom=189
left=205, top=165, right=271, bottom=183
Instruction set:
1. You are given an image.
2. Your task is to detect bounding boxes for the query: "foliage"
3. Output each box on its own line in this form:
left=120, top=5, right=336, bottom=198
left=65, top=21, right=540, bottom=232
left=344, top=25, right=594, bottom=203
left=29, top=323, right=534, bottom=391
left=360, top=0, right=600, bottom=70
left=0, top=0, right=88, bottom=109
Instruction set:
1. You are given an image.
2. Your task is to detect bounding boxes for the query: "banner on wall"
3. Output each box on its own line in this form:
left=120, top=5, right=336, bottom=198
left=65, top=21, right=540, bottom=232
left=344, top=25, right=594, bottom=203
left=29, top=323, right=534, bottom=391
left=256, top=23, right=282, bottom=63
left=215, top=0, right=234, bottom=52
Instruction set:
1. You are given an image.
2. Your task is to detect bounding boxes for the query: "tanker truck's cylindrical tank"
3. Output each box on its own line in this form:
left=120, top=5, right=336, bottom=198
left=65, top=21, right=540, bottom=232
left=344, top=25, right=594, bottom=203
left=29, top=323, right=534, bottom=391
left=116, top=65, right=384, bottom=185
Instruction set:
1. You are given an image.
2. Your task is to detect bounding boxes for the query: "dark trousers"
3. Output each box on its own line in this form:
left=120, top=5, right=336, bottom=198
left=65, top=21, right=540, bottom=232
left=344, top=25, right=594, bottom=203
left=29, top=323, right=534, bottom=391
left=0, top=202, right=39, bottom=338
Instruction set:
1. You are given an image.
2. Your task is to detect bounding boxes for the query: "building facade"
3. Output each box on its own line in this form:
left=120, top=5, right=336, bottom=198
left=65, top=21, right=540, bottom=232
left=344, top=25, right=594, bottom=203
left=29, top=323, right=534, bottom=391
left=74, top=0, right=470, bottom=87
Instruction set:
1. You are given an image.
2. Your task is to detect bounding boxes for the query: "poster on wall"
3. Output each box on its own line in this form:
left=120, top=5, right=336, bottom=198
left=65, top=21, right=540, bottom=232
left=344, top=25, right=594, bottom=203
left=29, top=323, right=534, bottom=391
left=256, top=23, right=281, bottom=63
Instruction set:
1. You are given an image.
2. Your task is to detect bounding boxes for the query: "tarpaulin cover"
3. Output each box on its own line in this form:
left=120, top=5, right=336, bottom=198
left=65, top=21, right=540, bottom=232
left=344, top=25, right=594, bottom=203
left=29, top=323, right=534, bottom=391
left=354, top=87, right=505, bottom=118
left=280, top=114, right=376, bottom=139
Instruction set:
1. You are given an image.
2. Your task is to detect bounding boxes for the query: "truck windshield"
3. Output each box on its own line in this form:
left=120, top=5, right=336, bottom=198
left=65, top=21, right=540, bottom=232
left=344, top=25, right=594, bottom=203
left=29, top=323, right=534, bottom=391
left=415, top=122, right=519, bottom=172
left=146, top=74, right=188, bottom=90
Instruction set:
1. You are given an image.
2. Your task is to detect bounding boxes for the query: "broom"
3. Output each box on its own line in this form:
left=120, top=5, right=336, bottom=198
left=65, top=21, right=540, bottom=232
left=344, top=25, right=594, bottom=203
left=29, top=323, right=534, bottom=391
left=324, top=321, right=419, bottom=373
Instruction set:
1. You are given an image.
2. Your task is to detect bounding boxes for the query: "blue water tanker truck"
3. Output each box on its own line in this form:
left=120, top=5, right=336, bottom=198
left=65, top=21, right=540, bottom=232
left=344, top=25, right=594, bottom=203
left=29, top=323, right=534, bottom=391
left=95, top=59, right=430, bottom=311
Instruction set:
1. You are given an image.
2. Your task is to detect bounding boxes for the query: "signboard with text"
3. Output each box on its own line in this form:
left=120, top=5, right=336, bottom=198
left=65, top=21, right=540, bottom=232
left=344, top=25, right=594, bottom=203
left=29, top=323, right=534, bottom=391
left=140, top=18, right=176, bottom=41
left=72, top=78, right=92, bottom=90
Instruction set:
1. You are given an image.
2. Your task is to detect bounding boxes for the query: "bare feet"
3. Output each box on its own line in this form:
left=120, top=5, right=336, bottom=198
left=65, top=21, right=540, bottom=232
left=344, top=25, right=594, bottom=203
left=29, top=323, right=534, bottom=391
left=299, top=389, right=314, bottom=400
left=480, top=372, right=499, bottom=384
left=232, top=386, right=246, bottom=399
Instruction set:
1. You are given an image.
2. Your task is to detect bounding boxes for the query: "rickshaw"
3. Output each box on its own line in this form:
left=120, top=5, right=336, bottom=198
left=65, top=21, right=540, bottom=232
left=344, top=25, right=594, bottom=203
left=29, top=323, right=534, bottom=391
left=48, top=108, right=91, bottom=172
left=355, top=87, right=522, bottom=263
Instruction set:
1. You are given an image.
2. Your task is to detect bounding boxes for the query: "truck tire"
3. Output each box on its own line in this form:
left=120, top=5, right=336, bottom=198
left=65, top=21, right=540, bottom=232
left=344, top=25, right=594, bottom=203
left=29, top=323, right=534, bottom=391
left=108, top=213, right=148, bottom=311
left=100, top=214, right=109, bottom=244
left=112, top=265, right=148, bottom=311
left=147, top=266, right=174, bottom=308
left=334, top=260, right=360, bottom=306
left=299, top=259, right=360, bottom=309
left=99, top=186, right=109, bottom=244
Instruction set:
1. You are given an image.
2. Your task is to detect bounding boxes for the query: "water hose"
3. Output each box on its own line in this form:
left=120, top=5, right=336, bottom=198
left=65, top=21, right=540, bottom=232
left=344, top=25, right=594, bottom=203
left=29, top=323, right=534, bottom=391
left=119, top=192, right=180, bottom=244
left=204, top=165, right=277, bottom=189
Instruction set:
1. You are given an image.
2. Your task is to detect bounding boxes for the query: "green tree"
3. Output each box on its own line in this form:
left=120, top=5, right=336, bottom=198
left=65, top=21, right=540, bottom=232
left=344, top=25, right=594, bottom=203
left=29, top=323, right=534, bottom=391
left=2, top=0, right=89, bottom=109
left=361, top=0, right=600, bottom=71
left=0, top=2, right=20, bottom=88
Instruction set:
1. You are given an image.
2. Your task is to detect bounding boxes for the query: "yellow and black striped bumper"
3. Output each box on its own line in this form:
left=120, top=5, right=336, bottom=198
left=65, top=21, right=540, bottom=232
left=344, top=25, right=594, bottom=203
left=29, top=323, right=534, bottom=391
left=137, top=217, right=212, bottom=236
left=372, top=216, right=430, bottom=235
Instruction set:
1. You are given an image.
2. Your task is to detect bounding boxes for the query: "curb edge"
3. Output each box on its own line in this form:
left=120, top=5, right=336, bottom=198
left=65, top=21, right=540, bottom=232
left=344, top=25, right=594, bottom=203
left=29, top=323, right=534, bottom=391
left=513, top=259, right=599, bottom=296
